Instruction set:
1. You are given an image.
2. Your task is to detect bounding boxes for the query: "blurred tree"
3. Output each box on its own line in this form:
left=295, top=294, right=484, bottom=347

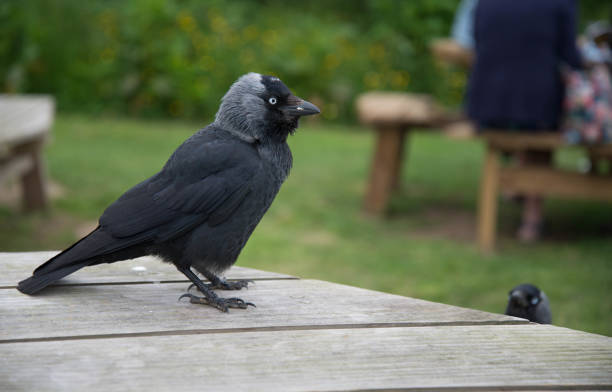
left=0, top=0, right=608, bottom=122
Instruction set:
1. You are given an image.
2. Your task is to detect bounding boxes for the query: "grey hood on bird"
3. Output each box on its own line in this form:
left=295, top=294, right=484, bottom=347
left=215, top=72, right=319, bottom=143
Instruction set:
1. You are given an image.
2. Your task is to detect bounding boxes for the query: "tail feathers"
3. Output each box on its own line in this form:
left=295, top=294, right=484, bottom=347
left=33, top=227, right=105, bottom=276
left=18, top=261, right=92, bottom=294
left=18, top=229, right=104, bottom=294
left=18, top=226, right=153, bottom=295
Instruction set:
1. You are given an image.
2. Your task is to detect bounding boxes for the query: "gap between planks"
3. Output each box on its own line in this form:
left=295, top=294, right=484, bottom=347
left=0, top=320, right=530, bottom=344
left=337, top=385, right=612, bottom=391
left=0, top=276, right=300, bottom=290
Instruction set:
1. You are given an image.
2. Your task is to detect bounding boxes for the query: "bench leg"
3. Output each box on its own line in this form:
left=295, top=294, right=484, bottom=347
left=364, top=126, right=407, bottom=215
left=477, top=144, right=500, bottom=252
left=16, top=139, right=49, bottom=212
left=391, top=130, right=407, bottom=191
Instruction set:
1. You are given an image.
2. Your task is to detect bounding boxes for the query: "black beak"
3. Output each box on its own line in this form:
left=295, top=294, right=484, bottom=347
left=283, top=95, right=321, bottom=117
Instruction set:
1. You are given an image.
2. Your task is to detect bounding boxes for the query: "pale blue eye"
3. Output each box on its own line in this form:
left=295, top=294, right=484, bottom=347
left=268, top=97, right=277, bottom=105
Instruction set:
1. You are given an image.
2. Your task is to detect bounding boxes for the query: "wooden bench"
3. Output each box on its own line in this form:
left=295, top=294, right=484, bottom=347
left=477, top=131, right=612, bottom=252
left=1, top=251, right=611, bottom=390
left=0, top=95, right=54, bottom=211
left=357, top=92, right=452, bottom=214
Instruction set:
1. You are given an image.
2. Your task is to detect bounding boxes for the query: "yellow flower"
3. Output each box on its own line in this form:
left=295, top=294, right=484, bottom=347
left=242, top=25, right=259, bottom=41
left=177, top=12, right=196, bottom=33
left=364, top=72, right=381, bottom=89
left=240, top=49, right=256, bottom=67
left=324, top=54, right=340, bottom=71
left=100, top=47, right=116, bottom=61
left=262, top=30, right=278, bottom=48
left=211, top=15, right=228, bottom=33
left=391, top=71, right=410, bottom=89
left=368, top=44, right=386, bottom=61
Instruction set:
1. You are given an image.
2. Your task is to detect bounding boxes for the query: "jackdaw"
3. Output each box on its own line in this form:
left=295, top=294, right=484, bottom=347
left=18, top=72, right=320, bottom=311
left=504, top=283, right=552, bottom=324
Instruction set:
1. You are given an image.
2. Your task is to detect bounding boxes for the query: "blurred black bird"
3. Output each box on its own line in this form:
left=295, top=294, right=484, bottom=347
left=18, top=73, right=320, bottom=311
left=505, top=283, right=552, bottom=324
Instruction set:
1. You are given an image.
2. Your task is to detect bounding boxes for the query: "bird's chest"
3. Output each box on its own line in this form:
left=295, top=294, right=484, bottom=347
left=235, top=143, right=291, bottom=226
left=257, top=142, right=292, bottom=186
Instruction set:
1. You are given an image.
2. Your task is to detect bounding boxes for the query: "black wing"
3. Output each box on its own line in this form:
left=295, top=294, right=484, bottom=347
left=99, top=135, right=261, bottom=243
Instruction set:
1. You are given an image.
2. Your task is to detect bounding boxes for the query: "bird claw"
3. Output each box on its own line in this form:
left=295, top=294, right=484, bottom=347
left=178, top=293, right=255, bottom=312
left=187, top=279, right=254, bottom=292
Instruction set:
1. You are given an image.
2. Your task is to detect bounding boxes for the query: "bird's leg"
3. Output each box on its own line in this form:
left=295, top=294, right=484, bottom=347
left=189, top=269, right=253, bottom=291
left=178, top=267, right=255, bottom=312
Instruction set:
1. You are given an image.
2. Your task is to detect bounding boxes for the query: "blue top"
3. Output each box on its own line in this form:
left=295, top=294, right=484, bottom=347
left=452, top=0, right=478, bottom=49
left=466, top=0, right=582, bottom=130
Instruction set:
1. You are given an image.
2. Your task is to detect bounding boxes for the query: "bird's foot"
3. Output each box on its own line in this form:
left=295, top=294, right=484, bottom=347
left=188, top=279, right=254, bottom=292
left=179, top=293, right=255, bottom=312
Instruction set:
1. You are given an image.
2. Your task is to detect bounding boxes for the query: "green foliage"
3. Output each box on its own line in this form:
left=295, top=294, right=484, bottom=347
left=1, top=1, right=610, bottom=121
left=1, top=0, right=462, bottom=121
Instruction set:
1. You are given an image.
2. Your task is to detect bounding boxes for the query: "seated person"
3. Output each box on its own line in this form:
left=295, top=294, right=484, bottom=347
left=466, top=0, right=582, bottom=241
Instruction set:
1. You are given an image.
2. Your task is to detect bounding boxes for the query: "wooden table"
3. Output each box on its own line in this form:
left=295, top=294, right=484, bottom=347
left=1, top=252, right=611, bottom=391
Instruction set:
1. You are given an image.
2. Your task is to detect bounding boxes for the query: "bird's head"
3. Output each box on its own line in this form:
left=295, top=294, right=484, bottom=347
left=508, top=283, right=542, bottom=309
left=215, top=73, right=320, bottom=143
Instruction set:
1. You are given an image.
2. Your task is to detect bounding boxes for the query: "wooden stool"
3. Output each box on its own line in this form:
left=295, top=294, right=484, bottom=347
left=0, top=95, right=55, bottom=211
left=356, top=92, right=445, bottom=215
left=477, top=131, right=612, bottom=252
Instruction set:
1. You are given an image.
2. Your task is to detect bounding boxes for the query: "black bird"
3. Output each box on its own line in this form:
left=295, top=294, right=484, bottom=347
left=505, top=283, right=552, bottom=324
left=18, top=73, right=320, bottom=311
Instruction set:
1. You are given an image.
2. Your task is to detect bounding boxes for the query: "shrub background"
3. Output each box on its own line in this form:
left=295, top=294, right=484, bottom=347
left=1, top=0, right=610, bottom=122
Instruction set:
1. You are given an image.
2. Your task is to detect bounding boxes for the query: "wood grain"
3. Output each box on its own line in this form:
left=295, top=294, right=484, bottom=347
left=0, top=279, right=524, bottom=341
left=0, top=251, right=296, bottom=288
left=1, top=325, right=610, bottom=392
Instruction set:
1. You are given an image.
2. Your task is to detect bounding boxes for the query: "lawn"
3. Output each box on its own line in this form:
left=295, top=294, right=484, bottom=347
left=1, top=114, right=611, bottom=336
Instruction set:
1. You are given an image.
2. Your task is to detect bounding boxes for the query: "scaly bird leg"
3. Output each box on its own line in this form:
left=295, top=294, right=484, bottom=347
left=187, top=269, right=254, bottom=291
left=178, top=267, right=255, bottom=312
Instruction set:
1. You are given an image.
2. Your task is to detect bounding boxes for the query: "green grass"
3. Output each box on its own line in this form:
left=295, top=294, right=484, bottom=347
left=1, top=114, right=611, bottom=336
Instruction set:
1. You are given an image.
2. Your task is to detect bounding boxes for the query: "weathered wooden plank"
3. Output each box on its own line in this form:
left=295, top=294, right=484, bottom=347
left=356, top=92, right=444, bottom=127
left=0, top=252, right=296, bottom=287
left=1, top=325, right=610, bottom=391
left=501, top=166, right=612, bottom=201
left=0, top=95, right=54, bottom=146
left=0, top=280, right=524, bottom=341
